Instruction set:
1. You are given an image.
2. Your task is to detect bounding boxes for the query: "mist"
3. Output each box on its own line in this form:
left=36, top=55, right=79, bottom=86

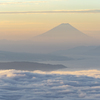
left=0, top=23, right=99, bottom=54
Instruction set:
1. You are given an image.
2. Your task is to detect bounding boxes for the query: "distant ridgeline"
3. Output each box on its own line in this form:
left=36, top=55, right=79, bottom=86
left=0, top=51, right=73, bottom=61
left=0, top=62, right=66, bottom=71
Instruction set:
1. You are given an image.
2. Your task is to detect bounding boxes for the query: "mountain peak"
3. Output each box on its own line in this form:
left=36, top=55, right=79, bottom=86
left=59, top=23, right=75, bottom=29
left=61, top=23, right=70, bottom=25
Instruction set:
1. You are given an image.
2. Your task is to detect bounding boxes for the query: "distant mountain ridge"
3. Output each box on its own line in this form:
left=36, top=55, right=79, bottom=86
left=0, top=50, right=73, bottom=61
left=0, top=62, right=66, bottom=71
left=51, top=46, right=97, bottom=55
left=84, top=46, right=100, bottom=56
left=51, top=45, right=100, bottom=56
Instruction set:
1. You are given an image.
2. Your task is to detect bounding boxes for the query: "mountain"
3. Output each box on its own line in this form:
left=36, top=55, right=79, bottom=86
left=84, top=46, right=100, bottom=56
left=0, top=62, right=66, bottom=71
left=35, top=23, right=91, bottom=43
left=51, top=46, right=96, bottom=56
left=0, top=51, right=73, bottom=61
left=0, top=23, right=94, bottom=54
left=31, top=23, right=93, bottom=53
left=37, top=23, right=88, bottom=37
left=51, top=45, right=100, bottom=56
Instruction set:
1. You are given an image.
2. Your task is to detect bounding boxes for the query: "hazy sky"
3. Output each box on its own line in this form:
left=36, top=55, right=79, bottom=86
left=0, top=0, right=100, bottom=40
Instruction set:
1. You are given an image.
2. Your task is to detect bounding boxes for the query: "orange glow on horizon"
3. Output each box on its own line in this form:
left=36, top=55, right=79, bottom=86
left=0, top=13, right=100, bottom=40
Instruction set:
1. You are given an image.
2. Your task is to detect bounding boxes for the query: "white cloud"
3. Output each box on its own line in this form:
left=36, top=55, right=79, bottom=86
left=0, top=69, right=100, bottom=100
left=0, top=9, right=100, bottom=14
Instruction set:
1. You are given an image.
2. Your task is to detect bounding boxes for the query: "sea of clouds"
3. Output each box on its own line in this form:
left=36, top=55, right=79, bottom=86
left=0, top=69, right=100, bottom=100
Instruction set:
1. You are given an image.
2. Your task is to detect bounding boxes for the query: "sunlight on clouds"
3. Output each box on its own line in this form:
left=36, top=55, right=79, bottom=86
left=33, top=69, right=100, bottom=78
left=0, top=69, right=100, bottom=100
left=0, top=69, right=27, bottom=77
left=1, top=69, right=100, bottom=78
left=0, top=9, right=100, bottom=14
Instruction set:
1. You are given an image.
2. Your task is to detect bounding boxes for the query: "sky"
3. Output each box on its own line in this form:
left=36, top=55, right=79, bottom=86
left=0, top=0, right=100, bottom=40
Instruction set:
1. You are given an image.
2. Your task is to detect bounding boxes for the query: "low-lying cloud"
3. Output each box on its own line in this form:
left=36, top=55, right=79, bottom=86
left=0, top=9, right=100, bottom=14
left=0, top=69, right=100, bottom=100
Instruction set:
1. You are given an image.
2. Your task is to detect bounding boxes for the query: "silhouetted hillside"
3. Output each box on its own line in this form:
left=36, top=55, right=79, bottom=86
left=51, top=46, right=96, bottom=55
left=0, top=62, right=66, bottom=71
left=84, top=46, right=100, bottom=56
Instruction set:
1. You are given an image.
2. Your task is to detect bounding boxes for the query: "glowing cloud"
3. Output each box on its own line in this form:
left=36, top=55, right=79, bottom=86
left=0, top=9, right=100, bottom=14
left=0, top=69, right=100, bottom=100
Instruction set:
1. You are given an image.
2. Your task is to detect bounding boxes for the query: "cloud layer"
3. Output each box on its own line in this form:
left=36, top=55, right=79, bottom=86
left=0, top=69, right=100, bottom=100
left=0, top=10, right=100, bottom=14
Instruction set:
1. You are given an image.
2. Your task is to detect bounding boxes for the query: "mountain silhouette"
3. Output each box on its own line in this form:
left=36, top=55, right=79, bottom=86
left=31, top=23, right=93, bottom=53
left=84, top=46, right=100, bottom=56
left=37, top=23, right=89, bottom=39
left=51, top=46, right=96, bottom=55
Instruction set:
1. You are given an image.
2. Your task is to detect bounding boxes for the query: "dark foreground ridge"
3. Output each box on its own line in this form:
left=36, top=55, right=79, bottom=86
left=0, top=62, right=66, bottom=71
